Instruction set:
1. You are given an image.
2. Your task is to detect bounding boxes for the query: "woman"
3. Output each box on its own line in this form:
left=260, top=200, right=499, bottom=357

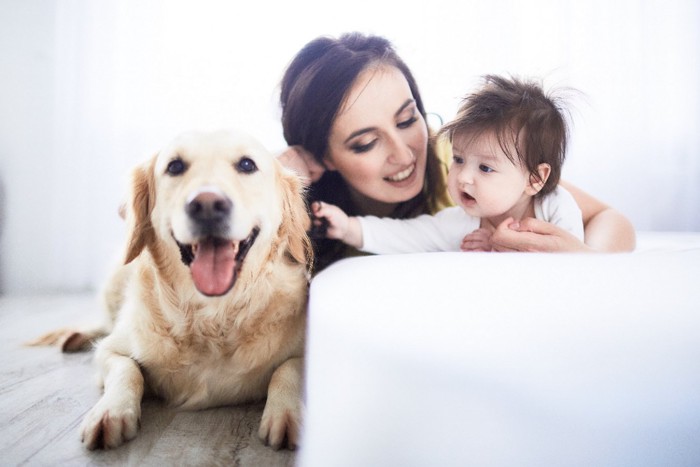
left=278, top=33, right=635, bottom=271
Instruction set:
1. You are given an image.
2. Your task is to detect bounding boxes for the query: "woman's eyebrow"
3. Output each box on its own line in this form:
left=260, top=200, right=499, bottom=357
left=395, top=98, right=415, bottom=117
left=344, top=99, right=417, bottom=144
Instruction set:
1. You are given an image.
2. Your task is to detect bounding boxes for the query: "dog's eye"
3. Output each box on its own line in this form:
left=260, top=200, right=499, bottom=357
left=236, top=157, right=257, bottom=174
left=166, top=158, right=187, bottom=176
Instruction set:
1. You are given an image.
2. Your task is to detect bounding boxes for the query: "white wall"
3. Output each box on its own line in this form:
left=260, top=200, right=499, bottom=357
left=1, top=1, right=61, bottom=294
left=1, top=0, right=699, bottom=294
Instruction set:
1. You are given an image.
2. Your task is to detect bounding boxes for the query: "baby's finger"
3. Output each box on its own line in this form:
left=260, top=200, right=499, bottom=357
left=311, top=201, right=323, bottom=215
left=461, top=238, right=484, bottom=251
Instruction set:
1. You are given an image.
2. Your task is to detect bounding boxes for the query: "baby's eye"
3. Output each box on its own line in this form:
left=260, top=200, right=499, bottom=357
left=479, top=164, right=494, bottom=173
left=452, top=155, right=464, bottom=165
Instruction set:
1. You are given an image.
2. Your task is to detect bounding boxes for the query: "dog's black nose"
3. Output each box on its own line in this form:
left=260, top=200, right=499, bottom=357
left=186, top=190, right=232, bottom=225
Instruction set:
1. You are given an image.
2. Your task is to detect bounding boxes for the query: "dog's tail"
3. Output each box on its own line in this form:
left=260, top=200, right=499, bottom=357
left=25, top=324, right=110, bottom=352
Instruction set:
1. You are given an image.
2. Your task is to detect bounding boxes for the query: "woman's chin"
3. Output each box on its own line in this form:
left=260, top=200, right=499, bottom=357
left=385, top=176, right=425, bottom=201
left=385, top=183, right=423, bottom=204
left=351, top=177, right=424, bottom=212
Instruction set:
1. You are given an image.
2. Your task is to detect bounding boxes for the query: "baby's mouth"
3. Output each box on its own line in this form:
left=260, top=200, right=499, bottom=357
left=384, top=163, right=415, bottom=182
left=461, top=192, right=475, bottom=202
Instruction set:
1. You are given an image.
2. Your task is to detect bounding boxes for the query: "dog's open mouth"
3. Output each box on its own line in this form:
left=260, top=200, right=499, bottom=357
left=177, top=228, right=259, bottom=297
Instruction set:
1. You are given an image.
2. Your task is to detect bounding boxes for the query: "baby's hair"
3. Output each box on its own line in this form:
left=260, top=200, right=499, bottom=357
left=438, top=75, right=571, bottom=197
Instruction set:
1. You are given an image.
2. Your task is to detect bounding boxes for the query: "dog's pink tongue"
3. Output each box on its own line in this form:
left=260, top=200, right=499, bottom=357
left=190, top=239, right=237, bottom=296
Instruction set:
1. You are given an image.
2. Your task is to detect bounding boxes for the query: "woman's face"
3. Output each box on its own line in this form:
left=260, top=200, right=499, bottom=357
left=325, top=65, right=428, bottom=212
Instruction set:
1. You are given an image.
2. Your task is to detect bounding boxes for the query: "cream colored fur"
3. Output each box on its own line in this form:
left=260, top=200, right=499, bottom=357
left=36, top=129, right=312, bottom=451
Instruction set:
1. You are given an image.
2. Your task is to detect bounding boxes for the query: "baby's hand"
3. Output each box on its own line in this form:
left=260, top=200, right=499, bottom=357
left=311, top=202, right=350, bottom=241
left=461, top=228, right=493, bottom=252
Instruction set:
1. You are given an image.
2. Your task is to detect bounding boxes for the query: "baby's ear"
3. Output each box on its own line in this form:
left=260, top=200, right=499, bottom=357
left=526, top=163, right=552, bottom=196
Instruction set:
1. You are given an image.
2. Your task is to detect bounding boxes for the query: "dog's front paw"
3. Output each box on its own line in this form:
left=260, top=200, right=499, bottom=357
left=80, top=397, right=141, bottom=450
left=258, top=398, right=302, bottom=450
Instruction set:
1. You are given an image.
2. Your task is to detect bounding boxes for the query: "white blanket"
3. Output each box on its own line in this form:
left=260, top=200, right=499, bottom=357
left=300, top=232, right=700, bottom=466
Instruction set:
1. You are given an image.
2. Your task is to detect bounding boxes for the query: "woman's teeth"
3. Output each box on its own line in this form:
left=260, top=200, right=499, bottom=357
left=386, top=164, right=415, bottom=182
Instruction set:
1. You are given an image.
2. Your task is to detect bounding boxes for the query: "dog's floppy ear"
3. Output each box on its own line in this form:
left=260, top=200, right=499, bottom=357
left=124, top=156, right=157, bottom=264
left=277, top=164, right=314, bottom=273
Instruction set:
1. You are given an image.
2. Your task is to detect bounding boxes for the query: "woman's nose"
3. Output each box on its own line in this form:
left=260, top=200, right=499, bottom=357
left=386, top=133, right=413, bottom=165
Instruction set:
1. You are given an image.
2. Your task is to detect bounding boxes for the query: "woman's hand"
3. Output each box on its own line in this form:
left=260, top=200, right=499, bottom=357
left=490, top=217, right=593, bottom=253
left=277, top=146, right=325, bottom=185
left=460, top=228, right=493, bottom=252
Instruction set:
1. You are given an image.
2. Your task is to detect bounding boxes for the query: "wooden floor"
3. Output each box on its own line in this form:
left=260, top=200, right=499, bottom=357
left=0, top=293, right=295, bottom=466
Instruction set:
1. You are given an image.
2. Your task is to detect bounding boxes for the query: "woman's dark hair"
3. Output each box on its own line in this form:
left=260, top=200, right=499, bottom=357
left=280, top=32, right=449, bottom=270
left=439, top=74, right=570, bottom=197
left=282, top=34, right=418, bottom=164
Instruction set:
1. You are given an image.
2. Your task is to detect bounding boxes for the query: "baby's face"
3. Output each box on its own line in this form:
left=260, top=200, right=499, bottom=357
left=447, top=131, right=535, bottom=220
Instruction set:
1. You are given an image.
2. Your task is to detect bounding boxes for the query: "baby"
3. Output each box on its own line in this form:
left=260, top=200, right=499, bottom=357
left=312, top=74, right=583, bottom=253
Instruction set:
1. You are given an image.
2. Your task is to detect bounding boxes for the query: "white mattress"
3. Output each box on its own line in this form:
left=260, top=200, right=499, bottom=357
left=299, top=232, right=700, bottom=466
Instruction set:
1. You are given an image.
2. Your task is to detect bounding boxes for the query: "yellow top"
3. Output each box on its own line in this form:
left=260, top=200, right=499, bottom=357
left=433, top=134, right=455, bottom=212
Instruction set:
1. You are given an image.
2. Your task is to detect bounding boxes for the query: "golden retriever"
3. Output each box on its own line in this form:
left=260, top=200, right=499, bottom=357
left=32, top=129, right=312, bottom=450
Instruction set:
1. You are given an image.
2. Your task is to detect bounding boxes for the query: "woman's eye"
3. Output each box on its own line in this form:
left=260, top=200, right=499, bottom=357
left=166, top=158, right=187, bottom=176
left=236, top=157, right=258, bottom=174
left=397, top=116, right=417, bottom=129
left=479, top=164, right=494, bottom=173
left=350, top=140, right=377, bottom=154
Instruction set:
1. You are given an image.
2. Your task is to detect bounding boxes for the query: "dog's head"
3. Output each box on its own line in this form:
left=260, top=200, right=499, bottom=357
left=123, top=129, right=312, bottom=297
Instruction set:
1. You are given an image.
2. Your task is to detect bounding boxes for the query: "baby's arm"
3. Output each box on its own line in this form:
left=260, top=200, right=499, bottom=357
left=311, top=202, right=363, bottom=249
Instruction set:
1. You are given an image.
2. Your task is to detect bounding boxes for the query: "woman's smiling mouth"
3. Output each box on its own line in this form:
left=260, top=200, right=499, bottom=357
left=384, top=163, right=416, bottom=183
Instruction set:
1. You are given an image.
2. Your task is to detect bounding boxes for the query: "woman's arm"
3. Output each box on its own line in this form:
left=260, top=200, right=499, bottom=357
left=562, top=181, right=636, bottom=251
left=490, top=182, right=636, bottom=252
